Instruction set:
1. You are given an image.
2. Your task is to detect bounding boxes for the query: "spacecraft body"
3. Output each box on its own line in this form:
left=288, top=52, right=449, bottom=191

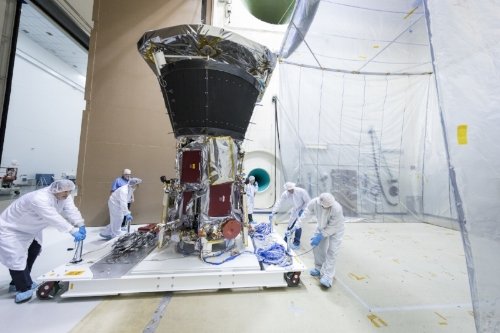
left=35, top=25, right=303, bottom=298
left=138, top=24, right=276, bottom=258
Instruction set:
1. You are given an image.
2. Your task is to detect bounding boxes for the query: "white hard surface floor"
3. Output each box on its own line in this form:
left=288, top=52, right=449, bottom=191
left=0, top=211, right=475, bottom=333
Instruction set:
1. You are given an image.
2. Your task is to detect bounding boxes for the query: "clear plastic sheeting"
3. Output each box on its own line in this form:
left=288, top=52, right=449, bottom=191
left=280, top=0, right=432, bottom=75
left=277, top=66, right=452, bottom=223
left=277, top=0, right=500, bottom=331
left=138, top=24, right=276, bottom=100
left=426, top=2, right=500, bottom=332
left=280, top=0, right=320, bottom=59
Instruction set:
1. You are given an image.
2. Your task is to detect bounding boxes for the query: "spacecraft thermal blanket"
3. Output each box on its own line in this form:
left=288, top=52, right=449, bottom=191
left=138, top=24, right=277, bottom=141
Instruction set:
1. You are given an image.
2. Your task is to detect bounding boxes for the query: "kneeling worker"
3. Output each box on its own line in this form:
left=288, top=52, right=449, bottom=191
left=0, top=179, right=86, bottom=303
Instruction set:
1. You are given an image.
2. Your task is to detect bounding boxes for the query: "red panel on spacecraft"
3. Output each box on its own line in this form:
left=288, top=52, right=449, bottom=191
left=181, top=150, right=201, bottom=183
left=208, top=183, right=232, bottom=217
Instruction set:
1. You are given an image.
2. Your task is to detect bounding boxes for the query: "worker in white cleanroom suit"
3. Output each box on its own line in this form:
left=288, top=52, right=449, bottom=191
left=0, top=179, right=86, bottom=303
left=110, top=168, right=134, bottom=229
left=100, top=177, right=142, bottom=240
left=298, top=192, right=345, bottom=288
left=246, top=175, right=258, bottom=223
left=269, top=182, right=311, bottom=250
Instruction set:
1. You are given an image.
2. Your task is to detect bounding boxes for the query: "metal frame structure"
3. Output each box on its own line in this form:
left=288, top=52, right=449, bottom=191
left=37, top=232, right=306, bottom=298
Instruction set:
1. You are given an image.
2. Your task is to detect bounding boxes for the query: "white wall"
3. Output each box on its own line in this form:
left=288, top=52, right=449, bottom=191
left=1, top=33, right=85, bottom=181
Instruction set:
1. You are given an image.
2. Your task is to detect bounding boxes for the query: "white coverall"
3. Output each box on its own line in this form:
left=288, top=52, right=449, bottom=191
left=272, top=187, right=310, bottom=229
left=0, top=187, right=84, bottom=270
left=245, top=182, right=258, bottom=214
left=299, top=197, right=345, bottom=283
left=102, top=184, right=132, bottom=238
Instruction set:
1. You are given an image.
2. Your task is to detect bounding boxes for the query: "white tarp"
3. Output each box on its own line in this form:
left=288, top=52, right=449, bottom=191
left=277, top=0, right=500, bottom=331
left=426, top=1, right=500, bottom=332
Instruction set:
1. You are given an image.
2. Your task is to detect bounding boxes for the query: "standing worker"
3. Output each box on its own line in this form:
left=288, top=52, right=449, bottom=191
left=111, top=169, right=133, bottom=230
left=298, top=192, right=345, bottom=288
left=111, top=168, right=132, bottom=192
left=100, top=177, right=142, bottom=240
left=0, top=179, right=86, bottom=303
left=245, top=175, right=258, bottom=223
left=269, top=182, right=310, bottom=249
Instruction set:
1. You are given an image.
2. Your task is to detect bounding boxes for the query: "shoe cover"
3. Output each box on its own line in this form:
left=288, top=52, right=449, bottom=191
left=99, top=232, right=113, bottom=240
left=310, top=268, right=321, bottom=277
left=15, top=289, right=33, bottom=303
left=320, top=276, right=332, bottom=288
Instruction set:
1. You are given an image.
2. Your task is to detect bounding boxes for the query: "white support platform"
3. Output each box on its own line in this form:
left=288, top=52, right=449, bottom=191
left=37, top=232, right=306, bottom=298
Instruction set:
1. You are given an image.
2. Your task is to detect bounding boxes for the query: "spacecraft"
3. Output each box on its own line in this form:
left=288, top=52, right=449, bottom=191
left=137, top=24, right=276, bottom=259
left=36, top=25, right=304, bottom=299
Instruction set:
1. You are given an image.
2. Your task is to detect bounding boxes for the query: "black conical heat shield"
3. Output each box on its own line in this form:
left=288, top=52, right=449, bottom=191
left=138, top=24, right=277, bottom=141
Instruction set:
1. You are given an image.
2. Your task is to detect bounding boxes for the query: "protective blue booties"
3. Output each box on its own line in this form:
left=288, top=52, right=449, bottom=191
left=310, top=268, right=321, bottom=277
left=15, top=289, right=33, bottom=303
left=290, top=243, right=300, bottom=250
left=320, top=276, right=332, bottom=288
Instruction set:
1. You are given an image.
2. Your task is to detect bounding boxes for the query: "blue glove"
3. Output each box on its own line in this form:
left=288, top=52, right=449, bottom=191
left=71, top=230, right=86, bottom=242
left=125, top=214, right=133, bottom=222
left=79, top=225, right=86, bottom=235
left=310, top=233, right=323, bottom=247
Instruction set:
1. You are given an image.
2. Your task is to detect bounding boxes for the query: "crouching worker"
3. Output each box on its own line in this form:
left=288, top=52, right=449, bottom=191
left=298, top=193, right=345, bottom=288
left=0, top=179, right=86, bottom=303
left=100, top=177, right=142, bottom=240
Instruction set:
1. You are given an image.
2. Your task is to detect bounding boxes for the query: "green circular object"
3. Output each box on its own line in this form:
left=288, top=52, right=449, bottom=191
left=241, top=0, right=296, bottom=25
left=248, top=168, right=271, bottom=192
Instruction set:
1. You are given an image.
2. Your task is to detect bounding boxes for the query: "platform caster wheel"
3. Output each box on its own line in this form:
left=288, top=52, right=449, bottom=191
left=284, top=271, right=301, bottom=287
left=36, top=281, right=61, bottom=300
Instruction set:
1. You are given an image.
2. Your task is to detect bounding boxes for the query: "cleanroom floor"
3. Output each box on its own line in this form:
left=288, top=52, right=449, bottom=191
left=0, top=211, right=475, bottom=333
